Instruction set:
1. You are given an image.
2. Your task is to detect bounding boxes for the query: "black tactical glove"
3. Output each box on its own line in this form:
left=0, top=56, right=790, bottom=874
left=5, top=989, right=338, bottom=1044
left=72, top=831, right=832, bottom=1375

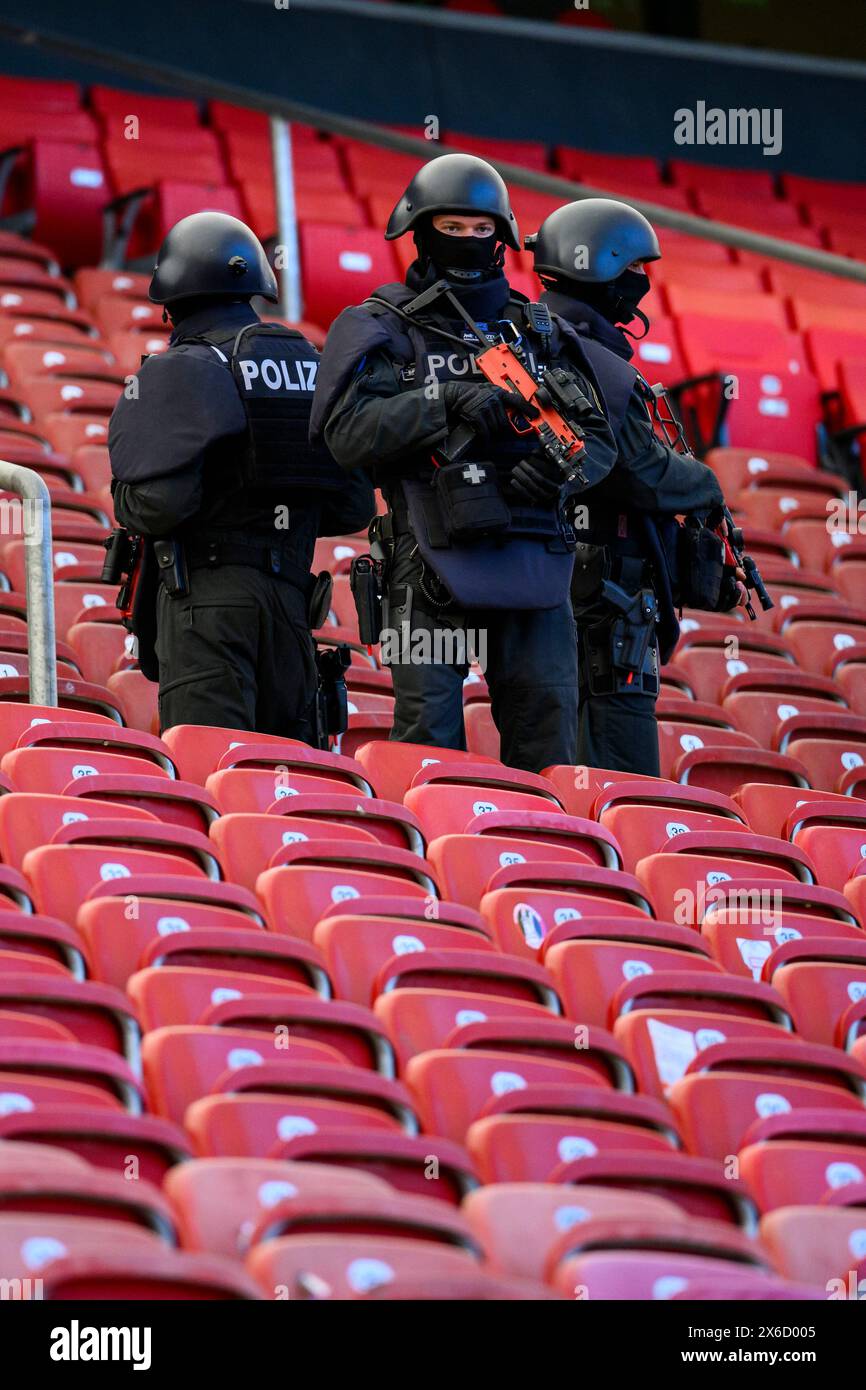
left=507, top=453, right=564, bottom=506
left=442, top=382, right=537, bottom=449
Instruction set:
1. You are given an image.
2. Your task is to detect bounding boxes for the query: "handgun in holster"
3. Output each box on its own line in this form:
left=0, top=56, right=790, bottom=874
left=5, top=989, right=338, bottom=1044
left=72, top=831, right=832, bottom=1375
left=314, top=643, right=351, bottom=750
left=584, top=579, right=659, bottom=697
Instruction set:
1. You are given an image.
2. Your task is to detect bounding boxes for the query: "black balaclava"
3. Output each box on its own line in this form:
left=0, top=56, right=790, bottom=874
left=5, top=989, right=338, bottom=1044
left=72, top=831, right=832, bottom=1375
left=548, top=267, right=651, bottom=335
left=412, top=214, right=505, bottom=284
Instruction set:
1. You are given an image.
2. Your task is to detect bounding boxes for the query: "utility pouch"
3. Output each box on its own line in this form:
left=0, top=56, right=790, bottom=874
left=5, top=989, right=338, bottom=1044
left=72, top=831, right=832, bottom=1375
left=676, top=516, right=725, bottom=611
left=349, top=554, right=384, bottom=646
left=153, top=539, right=190, bottom=598
left=434, top=460, right=511, bottom=542
left=308, top=570, right=333, bottom=630
left=570, top=541, right=607, bottom=604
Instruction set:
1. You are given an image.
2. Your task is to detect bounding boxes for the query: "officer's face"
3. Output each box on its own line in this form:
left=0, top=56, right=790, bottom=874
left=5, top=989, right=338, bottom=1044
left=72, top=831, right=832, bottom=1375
left=431, top=214, right=497, bottom=238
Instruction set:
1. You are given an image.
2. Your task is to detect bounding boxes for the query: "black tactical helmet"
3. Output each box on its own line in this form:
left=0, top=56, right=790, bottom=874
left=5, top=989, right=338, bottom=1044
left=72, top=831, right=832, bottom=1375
left=386, top=153, right=520, bottom=250
left=149, top=211, right=278, bottom=305
left=526, top=198, right=661, bottom=284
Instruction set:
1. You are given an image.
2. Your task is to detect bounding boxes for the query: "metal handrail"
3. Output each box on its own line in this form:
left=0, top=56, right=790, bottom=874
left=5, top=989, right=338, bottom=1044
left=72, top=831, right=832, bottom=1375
left=0, top=460, right=56, bottom=706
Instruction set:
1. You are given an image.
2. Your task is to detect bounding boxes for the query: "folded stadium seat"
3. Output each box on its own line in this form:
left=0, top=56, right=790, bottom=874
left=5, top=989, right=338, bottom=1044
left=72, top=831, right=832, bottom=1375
left=0, top=911, right=87, bottom=978
left=405, top=1049, right=618, bottom=1145
left=78, top=887, right=273, bottom=989
left=21, top=842, right=210, bottom=925
left=764, top=938, right=866, bottom=1046
left=787, top=802, right=866, bottom=891
left=647, top=828, right=816, bottom=885
left=542, top=933, right=720, bottom=1030
left=0, top=1069, right=122, bottom=1116
left=736, top=488, right=833, bottom=534
left=3, top=140, right=108, bottom=266
left=0, top=1034, right=146, bottom=1110
left=141, top=1026, right=346, bottom=1127
left=192, top=978, right=397, bottom=1072
left=551, top=1248, right=774, bottom=1301
left=44, top=811, right=218, bottom=878
left=831, top=559, right=866, bottom=608
left=1, top=747, right=171, bottom=795
left=160, top=723, right=374, bottom=793
left=479, top=884, right=653, bottom=959
left=463, top=1182, right=684, bottom=1283
left=721, top=672, right=847, bottom=750
left=740, top=1139, right=866, bottom=1212
left=247, top=1183, right=480, bottom=1258
left=733, top=782, right=858, bottom=839
left=38, top=1246, right=262, bottom=1301
left=682, top=1036, right=866, bottom=1103
left=298, top=224, right=398, bottom=328
left=665, top=281, right=790, bottom=329
left=551, top=1149, right=758, bottom=1230
left=249, top=1231, right=492, bottom=1301
left=315, top=917, right=493, bottom=1008
left=373, top=989, right=557, bottom=1072
left=0, top=675, right=123, bottom=725
left=205, top=768, right=357, bottom=814
left=668, top=1072, right=864, bottom=1161
left=1, top=340, right=118, bottom=391
left=211, top=813, right=378, bottom=891
left=185, top=1090, right=405, bottom=1160
left=353, top=740, right=501, bottom=803
left=672, top=745, right=810, bottom=796
left=164, top=1154, right=389, bottom=1255
left=403, top=783, right=566, bottom=843
left=0, top=789, right=157, bottom=867
left=19, top=375, right=119, bottom=420
left=93, top=295, right=165, bottom=336
left=792, top=299, right=866, bottom=336
left=779, top=716, right=866, bottom=793
left=628, top=317, right=691, bottom=388
left=597, top=804, right=755, bottom=877
left=657, top=719, right=758, bottom=782
left=701, top=904, right=863, bottom=982
left=104, top=670, right=157, bottom=734
left=784, top=614, right=866, bottom=677
left=446, top=132, right=548, bottom=169
left=654, top=260, right=764, bottom=296
left=186, top=1058, right=415, bottom=1135
left=66, top=621, right=132, bottom=687
left=613, top=1008, right=794, bottom=1101
left=760, top=1206, right=866, bottom=1288
left=266, top=792, right=424, bottom=853
left=41, top=407, right=111, bottom=455
left=466, top=1106, right=677, bottom=1185
left=63, top=771, right=218, bottom=835
left=590, top=776, right=744, bottom=823
left=635, top=850, right=799, bottom=924
left=374, top=946, right=559, bottom=1013
left=804, top=324, right=866, bottom=393
left=264, top=842, right=436, bottom=903
left=72, top=267, right=149, bottom=312
left=0, top=1211, right=164, bottom=1285
left=135, top=927, right=330, bottom=997
left=704, top=445, right=838, bottom=492
left=127, top=958, right=321, bottom=1028
left=1, top=537, right=108, bottom=592
left=832, top=646, right=866, bottom=717
left=121, top=183, right=245, bottom=264
left=50, top=581, right=118, bottom=638
left=425, top=835, right=592, bottom=911
left=106, top=328, right=170, bottom=375
left=257, top=856, right=433, bottom=945
left=270, top=1130, right=478, bottom=1204
left=463, top=702, right=500, bottom=760
left=0, top=1158, right=177, bottom=1240
left=669, top=649, right=792, bottom=709
left=10, top=719, right=174, bottom=774
left=0, top=970, right=139, bottom=1066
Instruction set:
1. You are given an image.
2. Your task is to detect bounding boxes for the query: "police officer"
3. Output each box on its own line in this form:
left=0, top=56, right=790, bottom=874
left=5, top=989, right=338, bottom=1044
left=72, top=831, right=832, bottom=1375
left=527, top=197, right=741, bottom=777
left=310, top=156, right=618, bottom=772
left=109, top=211, right=375, bottom=738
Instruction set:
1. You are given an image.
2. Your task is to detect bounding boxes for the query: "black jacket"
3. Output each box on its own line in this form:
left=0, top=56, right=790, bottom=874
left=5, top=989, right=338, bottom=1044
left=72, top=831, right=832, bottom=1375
left=110, top=302, right=375, bottom=563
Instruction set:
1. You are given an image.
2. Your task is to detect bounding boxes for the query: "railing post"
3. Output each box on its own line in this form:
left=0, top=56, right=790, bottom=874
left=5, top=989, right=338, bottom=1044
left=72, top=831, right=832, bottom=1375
left=0, top=460, right=57, bottom=707
left=270, top=114, right=303, bottom=323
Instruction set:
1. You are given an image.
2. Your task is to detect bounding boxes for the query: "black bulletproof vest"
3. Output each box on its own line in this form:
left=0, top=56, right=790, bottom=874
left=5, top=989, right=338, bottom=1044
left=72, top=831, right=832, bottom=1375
left=193, top=322, right=343, bottom=491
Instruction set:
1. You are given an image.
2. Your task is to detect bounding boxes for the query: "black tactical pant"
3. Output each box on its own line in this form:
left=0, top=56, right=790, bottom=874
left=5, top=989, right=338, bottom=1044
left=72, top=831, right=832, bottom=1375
left=575, top=611, right=661, bottom=778
left=155, top=564, right=318, bottom=739
left=384, top=534, right=578, bottom=772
